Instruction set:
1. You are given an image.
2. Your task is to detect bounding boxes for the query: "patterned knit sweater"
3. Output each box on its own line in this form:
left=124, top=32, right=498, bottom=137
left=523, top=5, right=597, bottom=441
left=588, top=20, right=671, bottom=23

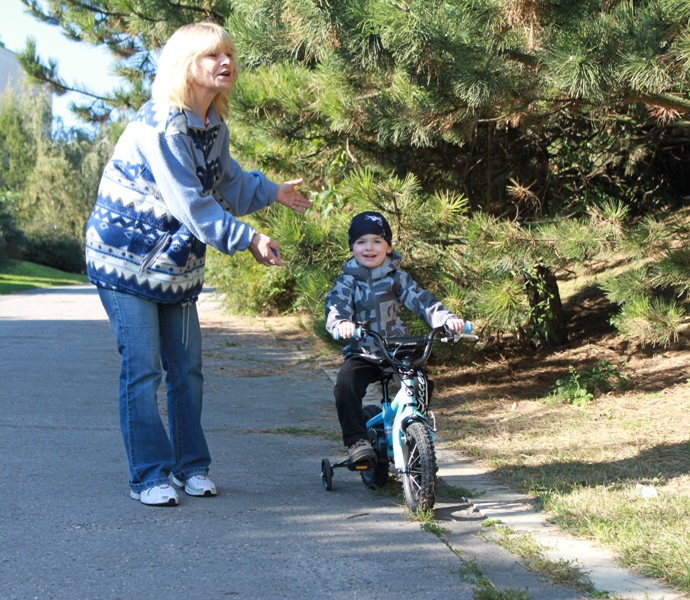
left=85, top=98, right=277, bottom=304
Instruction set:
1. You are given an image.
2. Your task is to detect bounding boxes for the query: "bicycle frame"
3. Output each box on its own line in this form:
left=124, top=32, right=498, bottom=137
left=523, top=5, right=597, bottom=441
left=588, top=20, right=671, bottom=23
left=361, top=325, right=476, bottom=474
left=365, top=370, right=425, bottom=473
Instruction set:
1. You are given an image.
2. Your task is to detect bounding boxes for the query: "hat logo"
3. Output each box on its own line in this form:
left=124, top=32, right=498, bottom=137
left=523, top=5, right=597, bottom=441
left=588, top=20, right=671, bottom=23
left=364, top=215, right=383, bottom=226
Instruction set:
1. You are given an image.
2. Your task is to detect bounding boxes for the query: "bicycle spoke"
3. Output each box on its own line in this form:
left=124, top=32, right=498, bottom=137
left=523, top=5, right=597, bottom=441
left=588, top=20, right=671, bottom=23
left=402, top=423, right=437, bottom=511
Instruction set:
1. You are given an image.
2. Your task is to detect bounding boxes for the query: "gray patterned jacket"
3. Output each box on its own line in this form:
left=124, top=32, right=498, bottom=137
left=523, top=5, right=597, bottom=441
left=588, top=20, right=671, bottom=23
left=324, top=252, right=458, bottom=360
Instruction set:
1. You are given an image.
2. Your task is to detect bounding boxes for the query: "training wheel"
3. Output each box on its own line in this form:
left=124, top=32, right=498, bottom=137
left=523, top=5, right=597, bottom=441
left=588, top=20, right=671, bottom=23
left=321, top=458, right=333, bottom=491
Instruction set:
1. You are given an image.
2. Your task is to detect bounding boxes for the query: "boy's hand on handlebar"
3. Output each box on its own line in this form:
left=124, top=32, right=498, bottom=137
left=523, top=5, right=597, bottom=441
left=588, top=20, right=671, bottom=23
left=445, top=318, right=465, bottom=333
left=337, top=321, right=357, bottom=339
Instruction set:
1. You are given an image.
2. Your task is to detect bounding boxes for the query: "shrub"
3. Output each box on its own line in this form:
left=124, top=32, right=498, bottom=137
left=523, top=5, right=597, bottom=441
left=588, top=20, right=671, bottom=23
left=205, top=248, right=298, bottom=315
left=22, top=226, right=85, bottom=274
left=546, top=360, right=632, bottom=405
left=546, top=366, right=595, bottom=406
left=0, top=191, right=26, bottom=263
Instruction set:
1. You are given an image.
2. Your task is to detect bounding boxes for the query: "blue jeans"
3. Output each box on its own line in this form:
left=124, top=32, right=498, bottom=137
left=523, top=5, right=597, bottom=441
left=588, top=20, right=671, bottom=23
left=98, top=289, right=211, bottom=492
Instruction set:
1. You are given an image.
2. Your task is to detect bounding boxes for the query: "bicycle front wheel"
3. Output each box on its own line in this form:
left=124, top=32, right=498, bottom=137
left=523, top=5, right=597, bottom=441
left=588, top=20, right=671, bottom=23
left=401, top=422, right=436, bottom=511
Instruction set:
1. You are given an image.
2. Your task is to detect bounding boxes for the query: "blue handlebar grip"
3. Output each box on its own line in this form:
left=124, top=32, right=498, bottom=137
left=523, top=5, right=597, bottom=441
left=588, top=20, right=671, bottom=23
left=333, top=326, right=363, bottom=340
left=271, top=248, right=278, bottom=257
left=462, top=321, right=473, bottom=333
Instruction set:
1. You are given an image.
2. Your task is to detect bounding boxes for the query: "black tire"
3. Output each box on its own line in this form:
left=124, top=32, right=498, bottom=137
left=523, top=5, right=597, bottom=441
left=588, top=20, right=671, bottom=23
left=361, top=405, right=389, bottom=489
left=402, top=421, right=436, bottom=511
left=321, top=458, right=333, bottom=491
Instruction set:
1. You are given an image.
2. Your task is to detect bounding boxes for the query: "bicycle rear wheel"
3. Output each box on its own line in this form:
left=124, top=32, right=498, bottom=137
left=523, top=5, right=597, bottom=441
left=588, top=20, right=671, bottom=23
left=361, top=404, right=389, bottom=489
left=401, top=422, right=436, bottom=511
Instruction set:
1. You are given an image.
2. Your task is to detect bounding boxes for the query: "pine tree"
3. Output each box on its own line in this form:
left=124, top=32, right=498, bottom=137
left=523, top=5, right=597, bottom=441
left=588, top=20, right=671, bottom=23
left=17, top=0, right=690, bottom=344
left=18, top=0, right=690, bottom=210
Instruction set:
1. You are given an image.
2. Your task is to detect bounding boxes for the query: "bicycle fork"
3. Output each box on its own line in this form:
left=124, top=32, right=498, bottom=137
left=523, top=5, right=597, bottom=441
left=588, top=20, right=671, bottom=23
left=390, top=376, right=432, bottom=474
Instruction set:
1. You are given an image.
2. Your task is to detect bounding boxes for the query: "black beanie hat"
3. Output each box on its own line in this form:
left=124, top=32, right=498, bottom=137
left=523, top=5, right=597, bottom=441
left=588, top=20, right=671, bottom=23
left=348, top=211, right=393, bottom=250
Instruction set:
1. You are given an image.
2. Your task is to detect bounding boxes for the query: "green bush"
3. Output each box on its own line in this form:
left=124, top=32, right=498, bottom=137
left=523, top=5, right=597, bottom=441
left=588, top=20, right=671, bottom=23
left=546, top=366, right=595, bottom=406
left=546, top=360, right=632, bottom=405
left=22, top=226, right=85, bottom=274
left=205, top=248, right=298, bottom=315
left=0, top=191, right=26, bottom=264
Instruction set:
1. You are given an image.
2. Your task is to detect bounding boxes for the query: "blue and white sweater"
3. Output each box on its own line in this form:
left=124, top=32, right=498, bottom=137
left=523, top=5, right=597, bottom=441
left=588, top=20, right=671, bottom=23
left=85, top=98, right=278, bottom=304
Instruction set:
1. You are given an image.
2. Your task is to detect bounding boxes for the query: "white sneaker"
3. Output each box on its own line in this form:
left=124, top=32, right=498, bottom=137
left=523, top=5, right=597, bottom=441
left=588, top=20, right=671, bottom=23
left=172, top=474, right=217, bottom=497
left=130, top=484, right=179, bottom=506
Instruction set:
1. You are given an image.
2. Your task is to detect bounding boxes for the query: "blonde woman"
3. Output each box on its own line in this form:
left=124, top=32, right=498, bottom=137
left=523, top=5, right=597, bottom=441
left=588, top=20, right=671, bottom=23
left=85, top=22, right=310, bottom=506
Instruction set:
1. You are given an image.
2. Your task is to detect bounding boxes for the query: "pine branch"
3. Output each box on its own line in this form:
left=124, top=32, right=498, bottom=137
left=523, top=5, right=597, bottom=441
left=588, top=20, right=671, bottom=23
left=16, top=38, right=115, bottom=102
left=623, top=91, right=690, bottom=114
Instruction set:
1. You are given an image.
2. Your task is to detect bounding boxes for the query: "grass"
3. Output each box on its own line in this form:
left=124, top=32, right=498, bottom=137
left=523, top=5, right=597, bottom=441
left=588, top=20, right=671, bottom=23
left=481, top=522, right=595, bottom=593
left=458, top=559, right=529, bottom=600
left=438, top=482, right=485, bottom=500
left=268, top=426, right=342, bottom=442
left=368, top=475, right=404, bottom=501
left=0, top=260, right=86, bottom=295
left=406, top=506, right=450, bottom=535
left=436, top=381, right=690, bottom=591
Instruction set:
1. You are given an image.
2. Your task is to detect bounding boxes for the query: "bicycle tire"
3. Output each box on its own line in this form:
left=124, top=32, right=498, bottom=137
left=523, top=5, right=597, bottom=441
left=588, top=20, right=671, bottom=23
left=361, top=404, right=389, bottom=489
left=321, top=458, right=333, bottom=491
left=402, top=421, right=436, bottom=511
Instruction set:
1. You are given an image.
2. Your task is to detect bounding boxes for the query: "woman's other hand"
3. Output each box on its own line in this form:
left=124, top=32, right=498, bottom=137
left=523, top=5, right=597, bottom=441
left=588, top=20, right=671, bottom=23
left=248, top=233, right=284, bottom=267
left=275, top=179, right=311, bottom=213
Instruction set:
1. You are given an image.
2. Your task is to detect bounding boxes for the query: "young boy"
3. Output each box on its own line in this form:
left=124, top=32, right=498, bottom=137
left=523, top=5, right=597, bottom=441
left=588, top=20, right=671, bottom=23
left=324, top=211, right=465, bottom=463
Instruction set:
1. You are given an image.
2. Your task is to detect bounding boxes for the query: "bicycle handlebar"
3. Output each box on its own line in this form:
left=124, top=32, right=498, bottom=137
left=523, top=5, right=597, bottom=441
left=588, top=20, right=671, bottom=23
left=334, top=321, right=479, bottom=370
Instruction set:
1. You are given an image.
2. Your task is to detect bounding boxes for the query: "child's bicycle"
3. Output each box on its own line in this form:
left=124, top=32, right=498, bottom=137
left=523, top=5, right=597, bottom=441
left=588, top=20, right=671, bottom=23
left=320, top=321, right=478, bottom=512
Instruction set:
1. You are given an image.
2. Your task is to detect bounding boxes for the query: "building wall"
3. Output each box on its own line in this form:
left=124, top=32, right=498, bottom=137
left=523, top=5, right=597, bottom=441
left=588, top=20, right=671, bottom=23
left=0, top=45, right=23, bottom=94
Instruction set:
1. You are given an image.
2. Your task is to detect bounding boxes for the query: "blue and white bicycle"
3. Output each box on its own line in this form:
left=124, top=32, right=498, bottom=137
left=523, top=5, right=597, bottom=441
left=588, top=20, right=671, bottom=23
left=321, top=321, right=478, bottom=512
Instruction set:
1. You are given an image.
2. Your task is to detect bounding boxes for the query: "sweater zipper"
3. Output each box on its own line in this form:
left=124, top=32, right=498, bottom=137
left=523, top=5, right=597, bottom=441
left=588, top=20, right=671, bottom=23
left=139, top=232, right=171, bottom=273
left=369, top=269, right=384, bottom=335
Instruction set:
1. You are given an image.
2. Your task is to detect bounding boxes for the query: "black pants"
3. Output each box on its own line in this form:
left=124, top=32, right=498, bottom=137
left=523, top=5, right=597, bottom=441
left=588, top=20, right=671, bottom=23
left=334, top=356, right=383, bottom=447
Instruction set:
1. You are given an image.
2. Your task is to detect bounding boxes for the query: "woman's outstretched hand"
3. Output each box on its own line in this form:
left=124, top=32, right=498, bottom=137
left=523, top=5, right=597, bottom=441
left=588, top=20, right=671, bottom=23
left=248, top=233, right=284, bottom=267
left=275, top=178, right=311, bottom=213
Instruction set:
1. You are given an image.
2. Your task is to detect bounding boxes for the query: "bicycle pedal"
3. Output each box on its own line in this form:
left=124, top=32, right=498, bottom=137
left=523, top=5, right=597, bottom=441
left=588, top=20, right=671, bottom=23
left=347, top=458, right=375, bottom=471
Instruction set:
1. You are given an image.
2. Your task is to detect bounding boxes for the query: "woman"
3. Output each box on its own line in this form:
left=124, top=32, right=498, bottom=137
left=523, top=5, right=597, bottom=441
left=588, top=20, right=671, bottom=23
left=85, top=22, right=310, bottom=506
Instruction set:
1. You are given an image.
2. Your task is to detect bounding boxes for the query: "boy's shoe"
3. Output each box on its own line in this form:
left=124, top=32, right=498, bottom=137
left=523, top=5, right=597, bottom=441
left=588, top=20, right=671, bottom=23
left=130, top=484, right=179, bottom=506
left=172, top=474, right=217, bottom=497
left=348, top=439, right=375, bottom=463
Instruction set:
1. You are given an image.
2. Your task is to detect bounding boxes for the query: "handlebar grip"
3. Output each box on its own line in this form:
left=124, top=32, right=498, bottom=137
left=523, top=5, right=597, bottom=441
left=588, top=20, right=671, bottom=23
left=462, top=320, right=473, bottom=333
left=333, top=326, right=364, bottom=340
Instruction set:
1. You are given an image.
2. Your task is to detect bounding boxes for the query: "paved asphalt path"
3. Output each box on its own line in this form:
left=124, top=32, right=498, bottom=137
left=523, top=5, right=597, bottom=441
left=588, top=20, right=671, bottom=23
left=0, top=285, right=601, bottom=600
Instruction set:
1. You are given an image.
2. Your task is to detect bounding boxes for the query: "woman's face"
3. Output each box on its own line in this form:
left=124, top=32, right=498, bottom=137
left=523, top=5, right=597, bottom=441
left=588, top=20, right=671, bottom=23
left=192, top=50, right=235, bottom=96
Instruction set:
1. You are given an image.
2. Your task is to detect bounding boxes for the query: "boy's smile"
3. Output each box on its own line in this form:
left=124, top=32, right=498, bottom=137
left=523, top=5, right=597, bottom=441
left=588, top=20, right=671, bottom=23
left=352, top=234, right=391, bottom=268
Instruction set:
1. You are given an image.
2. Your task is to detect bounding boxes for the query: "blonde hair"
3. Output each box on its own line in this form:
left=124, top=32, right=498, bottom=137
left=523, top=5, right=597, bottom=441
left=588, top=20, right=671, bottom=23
left=152, top=22, right=238, bottom=119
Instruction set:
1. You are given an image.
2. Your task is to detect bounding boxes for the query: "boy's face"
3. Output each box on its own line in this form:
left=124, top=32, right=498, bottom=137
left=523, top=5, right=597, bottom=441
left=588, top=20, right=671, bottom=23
left=351, top=234, right=391, bottom=269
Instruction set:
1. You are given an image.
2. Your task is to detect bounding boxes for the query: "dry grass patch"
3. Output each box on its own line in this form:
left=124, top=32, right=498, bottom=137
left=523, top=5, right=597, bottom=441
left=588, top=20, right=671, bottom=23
left=435, top=376, right=690, bottom=591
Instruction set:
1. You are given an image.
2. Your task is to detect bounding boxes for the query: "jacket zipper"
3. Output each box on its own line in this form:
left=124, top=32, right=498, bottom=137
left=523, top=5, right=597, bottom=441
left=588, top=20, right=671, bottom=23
left=369, top=269, right=384, bottom=336
left=139, top=232, right=171, bottom=273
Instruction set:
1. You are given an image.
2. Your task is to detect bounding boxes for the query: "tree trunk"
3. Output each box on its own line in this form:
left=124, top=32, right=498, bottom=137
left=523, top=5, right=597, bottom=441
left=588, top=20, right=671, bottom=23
left=525, top=265, right=568, bottom=347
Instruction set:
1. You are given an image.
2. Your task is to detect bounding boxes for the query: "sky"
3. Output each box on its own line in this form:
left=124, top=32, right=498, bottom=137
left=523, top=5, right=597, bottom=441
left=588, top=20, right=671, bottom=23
left=2, top=0, right=121, bottom=129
